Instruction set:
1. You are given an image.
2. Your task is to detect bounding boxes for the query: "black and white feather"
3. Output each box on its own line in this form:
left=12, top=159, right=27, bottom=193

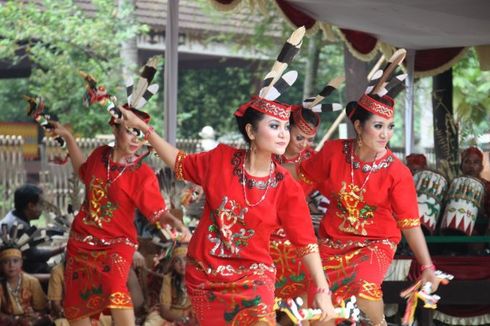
left=302, top=76, right=344, bottom=113
left=259, top=70, right=298, bottom=101
left=0, top=223, right=51, bottom=254
left=126, top=56, right=160, bottom=109
left=367, top=49, right=407, bottom=96
left=260, top=26, right=305, bottom=99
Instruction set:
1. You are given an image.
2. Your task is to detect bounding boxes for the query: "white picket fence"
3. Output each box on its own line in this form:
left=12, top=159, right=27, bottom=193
left=0, top=135, right=26, bottom=217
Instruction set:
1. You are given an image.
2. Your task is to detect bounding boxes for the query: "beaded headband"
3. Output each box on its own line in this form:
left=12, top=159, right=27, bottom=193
left=235, top=96, right=292, bottom=121
left=291, top=106, right=319, bottom=136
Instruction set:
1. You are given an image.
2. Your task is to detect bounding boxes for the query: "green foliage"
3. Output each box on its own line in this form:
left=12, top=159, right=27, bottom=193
left=0, top=0, right=148, bottom=136
left=182, top=0, right=346, bottom=140
left=177, top=65, right=255, bottom=138
left=452, top=48, right=490, bottom=144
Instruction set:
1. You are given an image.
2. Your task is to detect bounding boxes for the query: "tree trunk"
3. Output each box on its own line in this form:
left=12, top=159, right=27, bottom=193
left=343, top=46, right=370, bottom=138
left=119, top=0, right=138, bottom=76
left=432, top=68, right=458, bottom=178
left=303, top=31, right=322, bottom=98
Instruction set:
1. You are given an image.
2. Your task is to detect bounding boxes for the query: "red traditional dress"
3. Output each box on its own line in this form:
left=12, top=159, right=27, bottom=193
left=64, top=145, right=168, bottom=321
left=270, top=146, right=316, bottom=300
left=175, top=144, right=318, bottom=325
left=298, top=139, right=420, bottom=304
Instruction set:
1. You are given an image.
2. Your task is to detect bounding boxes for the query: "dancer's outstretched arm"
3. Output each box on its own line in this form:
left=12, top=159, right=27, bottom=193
left=121, top=109, right=179, bottom=169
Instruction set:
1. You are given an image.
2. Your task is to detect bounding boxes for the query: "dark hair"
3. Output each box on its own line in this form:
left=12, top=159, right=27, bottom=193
left=290, top=108, right=320, bottom=128
left=346, top=95, right=393, bottom=127
left=14, top=184, right=43, bottom=212
left=235, top=108, right=266, bottom=144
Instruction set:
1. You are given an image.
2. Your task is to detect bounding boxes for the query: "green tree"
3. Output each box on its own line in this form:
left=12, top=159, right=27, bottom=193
left=180, top=0, right=345, bottom=141
left=0, top=0, right=147, bottom=135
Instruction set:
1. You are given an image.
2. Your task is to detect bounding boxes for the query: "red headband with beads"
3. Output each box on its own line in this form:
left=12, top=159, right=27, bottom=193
left=357, top=94, right=394, bottom=119
left=291, top=105, right=319, bottom=136
left=234, top=96, right=291, bottom=121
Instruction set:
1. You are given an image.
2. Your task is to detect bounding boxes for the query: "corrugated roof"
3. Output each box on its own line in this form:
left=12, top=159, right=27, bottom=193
left=6, top=0, right=276, bottom=35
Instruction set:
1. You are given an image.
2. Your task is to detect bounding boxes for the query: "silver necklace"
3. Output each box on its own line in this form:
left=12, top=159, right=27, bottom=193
left=350, top=144, right=377, bottom=191
left=106, top=149, right=129, bottom=186
left=7, top=276, right=22, bottom=310
left=241, top=158, right=274, bottom=207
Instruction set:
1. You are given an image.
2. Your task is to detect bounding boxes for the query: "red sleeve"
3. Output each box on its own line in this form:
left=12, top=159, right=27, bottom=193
left=79, top=146, right=104, bottom=184
left=132, top=166, right=167, bottom=224
left=298, top=140, right=338, bottom=186
left=390, top=163, right=421, bottom=229
left=277, top=175, right=319, bottom=257
left=174, top=144, right=224, bottom=185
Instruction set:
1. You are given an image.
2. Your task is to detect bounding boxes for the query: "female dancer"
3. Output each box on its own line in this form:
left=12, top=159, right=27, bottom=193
left=51, top=110, right=188, bottom=326
left=294, top=55, right=439, bottom=325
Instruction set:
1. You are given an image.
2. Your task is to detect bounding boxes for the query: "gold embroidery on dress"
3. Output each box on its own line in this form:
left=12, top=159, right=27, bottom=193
left=397, top=217, right=420, bottom=228
left=296, top=243, right=319, bottom=257
left=174, top=151, right=187, bottom=180
left=337, top=181, right=376, bottom=235
left=83, top=176, right=117, bottom=228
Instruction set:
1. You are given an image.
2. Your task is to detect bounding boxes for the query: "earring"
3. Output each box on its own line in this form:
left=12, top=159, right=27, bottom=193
left=357, top=134, right=363, bottom=148
left=250, top=142, right=257, bottom=155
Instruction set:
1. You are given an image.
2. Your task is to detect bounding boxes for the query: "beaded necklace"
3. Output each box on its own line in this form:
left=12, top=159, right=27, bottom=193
left=350, top=144, right=378, bottom=192
left=106, top=149, right=133, bottom=186
left=6, top=276, right=22, bottom=311
left=241, top=157, right=274, bottom=207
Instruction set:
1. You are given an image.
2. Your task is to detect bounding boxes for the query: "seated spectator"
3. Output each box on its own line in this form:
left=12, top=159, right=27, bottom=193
left=144, top=245, right=194, bottom=326
left=0, top=242, right=52, bottom=325
left=47, top=259, right=65, bottom=325
left=0, top=184, right=64, bottom=273
left=1, top=184, right=44, bottom=229
left=460, top=147, right=490, bottom=236
left=405, top=153, right=428, bottom=175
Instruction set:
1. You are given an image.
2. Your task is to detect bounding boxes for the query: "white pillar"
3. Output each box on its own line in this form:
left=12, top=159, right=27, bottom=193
left=164, top=0, right=179, bottom=145
left=404, top=49, right=415, bottom=156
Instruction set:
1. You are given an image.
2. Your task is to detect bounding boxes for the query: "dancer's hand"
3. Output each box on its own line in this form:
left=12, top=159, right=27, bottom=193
left=312, top=291, right=336, bottom=322
left=49, top=121, right=71, bottom=139
left=132, top=251, right=146, bottom=269
left=121, top=106, right=147, bottom=131
left=420, top=268, right=440, bottom=293
left=161, top=211, right=192, bottom=242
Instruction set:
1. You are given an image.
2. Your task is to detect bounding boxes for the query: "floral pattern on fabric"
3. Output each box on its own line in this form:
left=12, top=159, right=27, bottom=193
left=270, top=239, right=307, bottom=299
left=83, top=176, right=117, bottom=228
left=336, top=181, right=377, bottom=236
left=208, top=197, right=255, bottom=258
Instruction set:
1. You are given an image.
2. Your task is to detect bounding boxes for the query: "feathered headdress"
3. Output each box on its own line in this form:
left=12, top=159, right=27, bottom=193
left=351, top=49, right=407, bottom=119
left=349, top=49, right=407, bottom=120
left=81, top=57, right=160, bottom=138
left=235, top=26, right=306, bottom=120
left=291, top=76, right=345, bottom=136
left=0, top=223, right=51, bottom=260
left=24, top=96, right=69, bottom=164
